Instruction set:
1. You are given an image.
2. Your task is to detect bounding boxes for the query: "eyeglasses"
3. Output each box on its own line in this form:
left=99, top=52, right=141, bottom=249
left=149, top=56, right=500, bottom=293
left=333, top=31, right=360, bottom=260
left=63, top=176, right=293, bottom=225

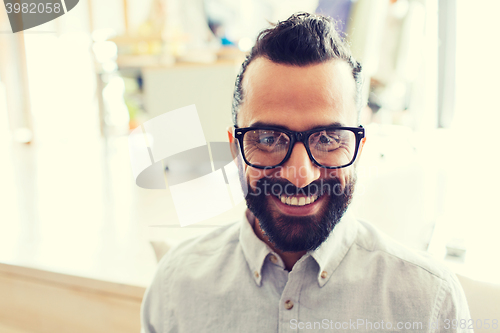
left=234, top=125, right=365, bottom=169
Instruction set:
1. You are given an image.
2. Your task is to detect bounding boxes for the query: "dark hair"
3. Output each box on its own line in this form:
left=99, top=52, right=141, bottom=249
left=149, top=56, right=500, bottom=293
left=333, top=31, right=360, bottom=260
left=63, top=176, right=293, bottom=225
left=231, top=12, right=363, bottom=125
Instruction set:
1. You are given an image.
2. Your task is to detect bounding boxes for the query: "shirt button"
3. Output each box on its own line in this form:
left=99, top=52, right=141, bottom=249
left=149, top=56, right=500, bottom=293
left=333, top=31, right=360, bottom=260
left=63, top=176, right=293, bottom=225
left=321, top=271, right=328, bottom=279
left=269, top=255, right=278, bottom=264
left=254, top=271, right=260, bottom=278
left=284, top=300, right=294, bottom=310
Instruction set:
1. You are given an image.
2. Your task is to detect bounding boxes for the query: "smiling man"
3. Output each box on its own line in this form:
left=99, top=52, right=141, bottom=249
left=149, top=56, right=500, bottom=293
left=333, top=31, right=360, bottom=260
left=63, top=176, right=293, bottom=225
left=141, top=13, right=471, bottom=333
left=232, top=54, right=364, bottom=271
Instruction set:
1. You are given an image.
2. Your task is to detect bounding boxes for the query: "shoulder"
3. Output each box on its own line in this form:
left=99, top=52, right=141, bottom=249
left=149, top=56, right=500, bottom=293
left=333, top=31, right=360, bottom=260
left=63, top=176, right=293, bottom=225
left=141, top=221, right=245, bottom=332
left=354, top=218, right=456, bottom=282
left=352, top=219, right=470, bottom=316
left=335, top=218, right=471, bottom=325
left=351, top=219, right=469, bottom=309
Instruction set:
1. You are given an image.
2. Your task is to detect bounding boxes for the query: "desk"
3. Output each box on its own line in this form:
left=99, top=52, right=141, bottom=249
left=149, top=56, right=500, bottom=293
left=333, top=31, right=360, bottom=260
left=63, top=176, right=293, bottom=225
left=0, top=263, right=145, bottom=333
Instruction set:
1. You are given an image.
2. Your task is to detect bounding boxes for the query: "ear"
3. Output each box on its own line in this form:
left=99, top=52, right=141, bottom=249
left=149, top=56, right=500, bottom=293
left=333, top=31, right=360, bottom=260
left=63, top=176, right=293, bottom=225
left=357, top=137, right=367, bottom=157
left=227, top=126, right=240, bottom=162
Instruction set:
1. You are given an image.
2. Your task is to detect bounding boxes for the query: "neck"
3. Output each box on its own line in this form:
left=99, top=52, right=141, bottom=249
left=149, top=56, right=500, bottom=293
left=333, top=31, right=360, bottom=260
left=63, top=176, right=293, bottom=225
left=250, top=211, right=306, bottom=271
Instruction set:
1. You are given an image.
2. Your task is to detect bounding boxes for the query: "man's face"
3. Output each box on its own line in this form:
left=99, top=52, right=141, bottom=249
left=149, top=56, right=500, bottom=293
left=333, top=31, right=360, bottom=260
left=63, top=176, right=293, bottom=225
left=231, top=57, right=363, bottom=252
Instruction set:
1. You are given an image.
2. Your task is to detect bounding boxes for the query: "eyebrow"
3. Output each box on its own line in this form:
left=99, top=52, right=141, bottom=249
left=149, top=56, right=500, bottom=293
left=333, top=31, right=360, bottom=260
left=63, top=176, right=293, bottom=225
left=249, top=121, right=346, bottom=131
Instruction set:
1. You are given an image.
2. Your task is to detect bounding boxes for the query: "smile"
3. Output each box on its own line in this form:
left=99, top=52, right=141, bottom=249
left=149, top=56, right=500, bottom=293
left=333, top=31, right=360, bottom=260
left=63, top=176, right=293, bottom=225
left=277, top=194, right=321, bottom=206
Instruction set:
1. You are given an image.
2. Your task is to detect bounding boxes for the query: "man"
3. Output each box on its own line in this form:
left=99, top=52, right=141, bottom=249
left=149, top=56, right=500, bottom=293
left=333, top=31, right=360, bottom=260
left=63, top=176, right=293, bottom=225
left=142, top=13, right=471, bottom=332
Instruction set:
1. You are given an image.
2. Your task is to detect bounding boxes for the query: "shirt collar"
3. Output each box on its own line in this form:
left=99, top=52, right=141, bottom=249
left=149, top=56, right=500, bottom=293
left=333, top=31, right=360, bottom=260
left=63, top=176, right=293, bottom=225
left=309, top=210, right=358, bottom=287
left=239, top=210, right=273, bottom=286
left=239, top=209, right=358, bottom=287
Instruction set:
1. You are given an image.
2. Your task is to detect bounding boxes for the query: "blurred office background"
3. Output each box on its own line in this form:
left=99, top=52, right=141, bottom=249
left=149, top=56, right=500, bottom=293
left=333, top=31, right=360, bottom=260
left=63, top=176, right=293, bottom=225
left=0, top=0, right=499, bottom=332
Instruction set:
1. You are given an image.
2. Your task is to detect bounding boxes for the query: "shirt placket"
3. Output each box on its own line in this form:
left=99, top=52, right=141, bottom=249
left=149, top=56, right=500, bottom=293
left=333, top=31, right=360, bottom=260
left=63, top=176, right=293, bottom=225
left=278, top=258, right=307, bottom=333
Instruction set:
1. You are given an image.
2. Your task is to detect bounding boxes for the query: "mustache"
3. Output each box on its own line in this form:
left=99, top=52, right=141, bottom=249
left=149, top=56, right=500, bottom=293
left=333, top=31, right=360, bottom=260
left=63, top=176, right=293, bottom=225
left=250, top=177, right=349, bottom=198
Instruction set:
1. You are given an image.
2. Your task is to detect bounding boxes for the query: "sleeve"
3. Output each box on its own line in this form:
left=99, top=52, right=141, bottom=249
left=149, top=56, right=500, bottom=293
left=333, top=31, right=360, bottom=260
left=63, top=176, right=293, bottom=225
left=141, top=253, right=172, bottom=333
left=435, top=273, right=474, bottom=333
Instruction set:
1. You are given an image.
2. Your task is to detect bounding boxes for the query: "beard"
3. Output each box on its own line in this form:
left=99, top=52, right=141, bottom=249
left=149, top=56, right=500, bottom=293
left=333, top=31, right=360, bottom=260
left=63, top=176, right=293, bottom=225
left=244, top=176, right=356, bottom=253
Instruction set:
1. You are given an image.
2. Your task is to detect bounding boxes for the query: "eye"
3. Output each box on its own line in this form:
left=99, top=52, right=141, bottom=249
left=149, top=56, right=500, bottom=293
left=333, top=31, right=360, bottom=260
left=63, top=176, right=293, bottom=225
left=318, top=133, right=340, bottom=145
left=319, top=135, right=335, bottom=144
left=259, top=135, right=276, bottom=146
left=309, top=130, right=344, bottom=152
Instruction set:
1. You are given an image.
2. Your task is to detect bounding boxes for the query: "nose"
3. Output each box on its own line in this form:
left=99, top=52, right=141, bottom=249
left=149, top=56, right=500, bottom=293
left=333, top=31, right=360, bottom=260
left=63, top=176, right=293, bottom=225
left=278, top=142, right=320, bottom=188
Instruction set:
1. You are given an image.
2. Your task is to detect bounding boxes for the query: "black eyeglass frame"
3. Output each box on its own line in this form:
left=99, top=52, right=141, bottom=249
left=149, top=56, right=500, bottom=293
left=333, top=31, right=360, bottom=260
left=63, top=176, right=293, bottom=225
left=233, top=125, right=365, bottom=169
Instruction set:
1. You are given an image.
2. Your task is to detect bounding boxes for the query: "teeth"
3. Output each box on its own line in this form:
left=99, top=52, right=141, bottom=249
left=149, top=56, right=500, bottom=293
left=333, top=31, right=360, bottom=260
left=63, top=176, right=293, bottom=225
left=278, top=194, right=320, bottom=206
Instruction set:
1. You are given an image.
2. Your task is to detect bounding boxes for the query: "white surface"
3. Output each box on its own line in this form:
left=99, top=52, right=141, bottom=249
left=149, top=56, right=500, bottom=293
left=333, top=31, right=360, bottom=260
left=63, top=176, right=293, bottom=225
left=143, top=62, right=239, bottom=143
left=143, top=104, right=207, bottom=161
left=170, top=169, right=233, bottom=226
left=128, top=126, right=155, bottom=181
left=350, top=124, right=438, bottom=251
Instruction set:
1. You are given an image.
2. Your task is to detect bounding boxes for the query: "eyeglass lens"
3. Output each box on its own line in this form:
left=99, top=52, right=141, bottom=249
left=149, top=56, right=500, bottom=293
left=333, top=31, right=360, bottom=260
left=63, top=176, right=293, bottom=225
left=242, top=129, right=356, bottom=167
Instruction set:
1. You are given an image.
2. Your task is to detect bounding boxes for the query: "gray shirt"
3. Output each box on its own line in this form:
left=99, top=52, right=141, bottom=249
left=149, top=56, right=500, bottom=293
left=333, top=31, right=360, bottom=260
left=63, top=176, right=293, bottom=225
left=141, top=211, right=472, bottom=332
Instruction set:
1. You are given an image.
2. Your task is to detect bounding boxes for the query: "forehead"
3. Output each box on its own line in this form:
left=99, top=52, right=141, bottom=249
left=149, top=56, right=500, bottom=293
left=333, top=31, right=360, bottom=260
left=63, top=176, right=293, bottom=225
left=238, top=57, right=358, bottom=131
